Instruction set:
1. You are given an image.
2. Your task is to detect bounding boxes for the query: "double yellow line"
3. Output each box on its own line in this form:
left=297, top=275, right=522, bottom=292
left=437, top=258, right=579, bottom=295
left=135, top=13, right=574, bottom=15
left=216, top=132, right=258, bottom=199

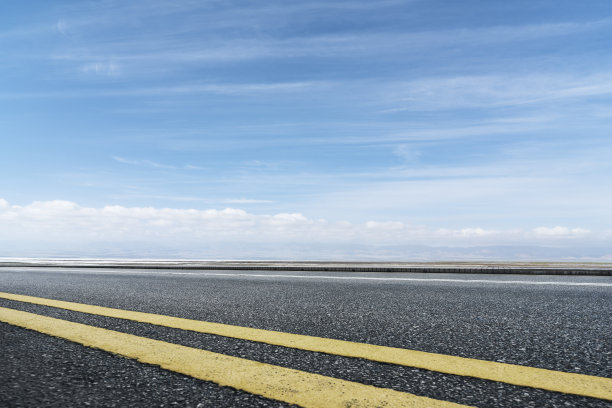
left=1, top=291, right=610, bottom=407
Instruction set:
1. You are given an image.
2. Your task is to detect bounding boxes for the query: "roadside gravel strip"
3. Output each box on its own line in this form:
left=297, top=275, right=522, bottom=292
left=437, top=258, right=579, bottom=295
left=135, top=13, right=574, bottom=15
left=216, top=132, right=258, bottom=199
left=2, top=259, right=612, bottom=275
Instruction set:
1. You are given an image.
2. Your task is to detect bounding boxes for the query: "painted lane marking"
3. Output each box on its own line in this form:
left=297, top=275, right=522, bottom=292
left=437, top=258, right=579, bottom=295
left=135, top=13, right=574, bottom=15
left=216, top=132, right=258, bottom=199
left=164, top=272, right=612, bottom=287
left=1, top=291, right=611, bottom=400
left=0, top=307, right=468, bottom=408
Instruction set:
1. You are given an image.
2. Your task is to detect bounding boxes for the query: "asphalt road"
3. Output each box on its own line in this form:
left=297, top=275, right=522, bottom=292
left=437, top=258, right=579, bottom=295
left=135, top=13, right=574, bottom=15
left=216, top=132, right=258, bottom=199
left=1, top=267, right=610, bottom=407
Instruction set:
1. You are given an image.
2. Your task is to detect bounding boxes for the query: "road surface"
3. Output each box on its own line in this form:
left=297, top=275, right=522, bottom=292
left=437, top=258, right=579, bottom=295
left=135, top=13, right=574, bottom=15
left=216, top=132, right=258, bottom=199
left=1, top=267, right=611, bottom=407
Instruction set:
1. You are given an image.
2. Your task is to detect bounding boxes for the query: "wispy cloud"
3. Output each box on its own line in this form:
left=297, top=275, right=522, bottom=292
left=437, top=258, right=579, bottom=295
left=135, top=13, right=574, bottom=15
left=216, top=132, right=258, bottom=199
left=223, top=198, right=276, bottom=204
left=129, top=81, right=322, bottom=96
left=48, top=18, right=611, bottom=67
left=183, top=164, right=204, bottom=170
left=102, top=114, right=561, bottom=153
left=55, top=19, right=68, bottom=35
left=6, top=69, right=612, bottom=124
left=0, top=81, right=325, bottom=99
left=111, top=156, right=206, bottom=171
left=80, top=61, right=120, bottom=76
left=340, top=116, right=555, bottom=144
left=380, top=73, right=612, bottom=112
left=26, top=0, right=609, bottom=80
left=112, top=156, right=175, bottom=169
left=393, top=145, right=421, bottom=163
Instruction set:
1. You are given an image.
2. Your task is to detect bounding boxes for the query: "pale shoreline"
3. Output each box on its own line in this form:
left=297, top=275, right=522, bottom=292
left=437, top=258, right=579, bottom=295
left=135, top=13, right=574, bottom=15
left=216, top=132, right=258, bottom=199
left=1, top=258, right=611, bottom=275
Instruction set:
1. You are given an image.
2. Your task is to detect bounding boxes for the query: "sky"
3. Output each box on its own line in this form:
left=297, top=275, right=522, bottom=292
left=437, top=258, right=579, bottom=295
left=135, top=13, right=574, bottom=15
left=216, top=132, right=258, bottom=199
left=1, top=0, right=612, bottom=260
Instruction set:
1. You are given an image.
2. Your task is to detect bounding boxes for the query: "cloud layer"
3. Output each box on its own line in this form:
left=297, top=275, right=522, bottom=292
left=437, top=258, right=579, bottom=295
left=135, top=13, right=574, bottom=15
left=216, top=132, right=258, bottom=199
left=1, top=199, right=609, bottom=260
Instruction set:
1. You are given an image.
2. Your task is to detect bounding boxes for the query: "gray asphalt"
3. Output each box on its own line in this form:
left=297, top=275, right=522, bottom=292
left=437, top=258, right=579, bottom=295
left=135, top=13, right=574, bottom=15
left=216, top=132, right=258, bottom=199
left=1, top=267, right=611, bottom=407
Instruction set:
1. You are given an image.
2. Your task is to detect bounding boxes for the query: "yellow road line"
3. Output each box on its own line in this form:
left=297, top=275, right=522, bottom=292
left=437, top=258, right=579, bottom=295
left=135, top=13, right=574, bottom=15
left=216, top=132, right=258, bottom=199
left=1, top=291, right=611, bottom=401
left=0, top=307, right=469, bottom=408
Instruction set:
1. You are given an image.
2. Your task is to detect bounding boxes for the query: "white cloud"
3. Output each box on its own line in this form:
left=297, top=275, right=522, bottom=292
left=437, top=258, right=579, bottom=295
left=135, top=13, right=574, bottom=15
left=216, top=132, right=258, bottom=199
left=3, top=198, right=611, bottom=260
left=458, top=228, right=496, bottom=238
left=0, top=199, right=605, bottom=251
left=532, top=226, right=591, bottom=237
left=365, top=221, right=405, bottom=230
left=271, top=213, right=308, bottom=223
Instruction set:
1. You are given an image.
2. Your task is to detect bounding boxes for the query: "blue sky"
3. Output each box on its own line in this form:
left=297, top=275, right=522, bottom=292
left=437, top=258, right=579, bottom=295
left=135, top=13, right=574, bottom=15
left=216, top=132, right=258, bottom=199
left=1, top=1, right=612, bottom=260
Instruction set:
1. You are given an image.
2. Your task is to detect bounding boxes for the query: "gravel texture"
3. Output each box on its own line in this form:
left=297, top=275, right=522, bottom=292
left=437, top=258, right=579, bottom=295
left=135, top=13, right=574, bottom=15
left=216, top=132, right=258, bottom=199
left=1, top=267, right=611, bottom=407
